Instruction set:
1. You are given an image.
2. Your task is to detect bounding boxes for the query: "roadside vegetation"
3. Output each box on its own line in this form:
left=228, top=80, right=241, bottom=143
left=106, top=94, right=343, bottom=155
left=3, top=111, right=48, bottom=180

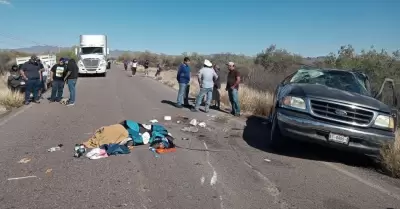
left=0, top=45, right=399, bottom=177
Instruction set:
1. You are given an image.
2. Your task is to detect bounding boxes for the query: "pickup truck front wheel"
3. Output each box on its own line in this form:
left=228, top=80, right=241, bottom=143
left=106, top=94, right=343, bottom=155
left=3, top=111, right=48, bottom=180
left=269, top=112, right=287, bottom=151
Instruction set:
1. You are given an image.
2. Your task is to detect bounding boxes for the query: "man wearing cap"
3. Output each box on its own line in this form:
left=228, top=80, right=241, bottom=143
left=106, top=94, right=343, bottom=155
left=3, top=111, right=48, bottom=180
left=20, top=55, right=42, bottom=105
left=191, top=59, right=218, bottom=113
left=49, top=58, right=67, bottom=102
left=226, top=61, right=241, bottom=116
left=176, top=57, right=191, bottom=108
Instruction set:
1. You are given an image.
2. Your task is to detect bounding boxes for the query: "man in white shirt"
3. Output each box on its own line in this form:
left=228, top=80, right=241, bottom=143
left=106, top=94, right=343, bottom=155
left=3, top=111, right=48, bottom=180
left=191, top=59, right=218, bottom=113
left=131, top=59, right=138, bottom=77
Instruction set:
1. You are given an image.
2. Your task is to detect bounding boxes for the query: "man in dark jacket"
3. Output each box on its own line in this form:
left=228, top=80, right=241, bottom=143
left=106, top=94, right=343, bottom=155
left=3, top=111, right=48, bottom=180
left=176, top=57, right=191, bottom=108
left=20, top=55, right=42, bottom=105
left=49, top=58, right=66, bottom=102
left=64, top=59, right=79, bottom=106
left=144, top=60, right=150, bottom=76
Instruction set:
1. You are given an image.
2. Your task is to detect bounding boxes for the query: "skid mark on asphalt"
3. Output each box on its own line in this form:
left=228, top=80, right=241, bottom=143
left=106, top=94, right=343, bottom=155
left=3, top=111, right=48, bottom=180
left=322, top=162, right=400, bottom=201
left=203, top=142, right=218, bottom=186
left=243, top=161, right=292, bottom=209
left=203, top=141, right=225, bottom=208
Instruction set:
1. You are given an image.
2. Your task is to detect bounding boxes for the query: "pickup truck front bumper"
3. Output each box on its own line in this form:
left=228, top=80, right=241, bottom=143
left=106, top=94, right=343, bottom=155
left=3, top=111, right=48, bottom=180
left=276, top=108, right=395, bottom=155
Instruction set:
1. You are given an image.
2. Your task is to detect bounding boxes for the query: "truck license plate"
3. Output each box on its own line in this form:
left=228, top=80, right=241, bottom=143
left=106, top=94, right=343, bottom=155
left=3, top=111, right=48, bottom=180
left=328, top=133, right=349, bottom=144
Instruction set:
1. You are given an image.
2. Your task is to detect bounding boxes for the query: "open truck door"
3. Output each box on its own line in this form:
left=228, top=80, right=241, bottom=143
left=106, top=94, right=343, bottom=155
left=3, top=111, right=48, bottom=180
left=374, top=78, right=398, bottom=129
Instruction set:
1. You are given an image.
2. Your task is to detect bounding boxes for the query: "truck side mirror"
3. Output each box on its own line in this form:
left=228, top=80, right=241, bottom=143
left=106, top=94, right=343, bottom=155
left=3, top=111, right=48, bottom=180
left=74, top=48, right=78, bottom=55
left=375, top=78, right=397, bottom=107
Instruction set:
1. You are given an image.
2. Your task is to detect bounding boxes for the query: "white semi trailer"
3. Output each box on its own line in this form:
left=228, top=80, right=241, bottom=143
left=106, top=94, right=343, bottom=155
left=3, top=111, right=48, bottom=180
left=75, top=35, right=109, bottom=77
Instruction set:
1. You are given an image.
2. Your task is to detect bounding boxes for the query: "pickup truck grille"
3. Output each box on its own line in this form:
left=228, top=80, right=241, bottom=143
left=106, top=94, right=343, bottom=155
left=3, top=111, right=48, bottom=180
left=83, top=58, right=100, bottom=68
left=310, top=99, right=374, bottom=125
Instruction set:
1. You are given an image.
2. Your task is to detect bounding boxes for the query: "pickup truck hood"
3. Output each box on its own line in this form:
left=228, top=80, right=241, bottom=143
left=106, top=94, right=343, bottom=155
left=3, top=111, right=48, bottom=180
left=79, top=54, right=105, bottom=60
left=286, top=84, right=391, bottom=113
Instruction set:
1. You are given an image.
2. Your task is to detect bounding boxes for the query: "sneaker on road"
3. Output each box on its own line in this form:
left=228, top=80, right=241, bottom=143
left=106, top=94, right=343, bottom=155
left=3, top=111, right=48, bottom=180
left=66, top=103, right=75, bottom=106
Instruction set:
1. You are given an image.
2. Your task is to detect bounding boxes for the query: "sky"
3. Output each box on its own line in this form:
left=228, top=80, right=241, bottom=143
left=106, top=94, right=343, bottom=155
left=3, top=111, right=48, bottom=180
left=0, top=0, right=398, bottom=57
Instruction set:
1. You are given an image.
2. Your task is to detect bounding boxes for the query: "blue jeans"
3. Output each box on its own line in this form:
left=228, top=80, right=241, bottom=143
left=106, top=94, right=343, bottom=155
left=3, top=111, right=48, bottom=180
left=67, top=79, right=77, bottom=104
left=176, top=83, right=189, bottom=106
left=41, top=76, right=47, bottom=91
left=228, top=88, right=240, bottom=115
left=194, top=88, right=213, bottom=111
left=51, top=80, right=64, bottom=102
left=25, top=78, right=40, bottom=102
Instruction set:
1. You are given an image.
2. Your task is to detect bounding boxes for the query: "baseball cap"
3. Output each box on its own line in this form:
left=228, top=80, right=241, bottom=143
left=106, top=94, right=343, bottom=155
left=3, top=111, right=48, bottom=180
left=227, top=61, right=235, bottom=66
left=204, top=59, right=212, bottom=67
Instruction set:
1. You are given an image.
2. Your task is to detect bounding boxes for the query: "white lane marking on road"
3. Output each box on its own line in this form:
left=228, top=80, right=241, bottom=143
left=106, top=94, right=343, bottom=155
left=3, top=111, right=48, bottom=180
left=244, top=161, right=290, bottom=209
left=7, top=175, right=37, bottom=181
left=322, top=162, right=400, bottom=201
left=0, top=105, right=31, bottom=127
left=203, top=142, right=218, bottom=186
left=201, top=176, right=205, bottom=185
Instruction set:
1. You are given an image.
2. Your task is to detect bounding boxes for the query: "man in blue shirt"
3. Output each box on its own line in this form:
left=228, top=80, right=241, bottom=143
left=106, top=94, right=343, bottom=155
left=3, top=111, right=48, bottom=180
left=176, top=57, right=191, bottom=108
left=20, top=55, right=42, bottom=105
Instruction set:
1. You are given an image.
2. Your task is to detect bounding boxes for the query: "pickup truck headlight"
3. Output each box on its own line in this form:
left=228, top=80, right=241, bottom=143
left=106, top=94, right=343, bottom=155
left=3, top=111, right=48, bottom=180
left=282, top=96, right=306, bottom=110
left=374, top=115, right=395, bottom=129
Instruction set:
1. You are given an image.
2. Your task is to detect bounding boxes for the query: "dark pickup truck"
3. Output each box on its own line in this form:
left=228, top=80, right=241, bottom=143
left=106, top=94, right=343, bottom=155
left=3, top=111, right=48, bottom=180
left=269, top=68, right=398, bottom=157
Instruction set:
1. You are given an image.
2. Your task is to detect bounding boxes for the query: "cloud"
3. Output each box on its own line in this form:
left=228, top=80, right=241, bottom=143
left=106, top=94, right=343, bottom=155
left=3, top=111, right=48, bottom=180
left=0, top=0, right=11, bottom=5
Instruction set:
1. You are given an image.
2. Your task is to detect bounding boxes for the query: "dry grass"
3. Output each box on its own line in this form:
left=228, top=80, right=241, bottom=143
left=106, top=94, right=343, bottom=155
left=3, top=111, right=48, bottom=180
left=380, top=132, right=400, bottom=178
left=155, top=69, right=274, bottom=116
left=0, top=76, right=24, bottom=109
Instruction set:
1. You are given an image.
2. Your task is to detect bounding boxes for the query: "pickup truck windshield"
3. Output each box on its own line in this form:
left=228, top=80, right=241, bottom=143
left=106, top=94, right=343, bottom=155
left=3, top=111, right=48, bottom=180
left=81, top=47, right=103, bottom=54
left=290, top=69, right=370, bottom=96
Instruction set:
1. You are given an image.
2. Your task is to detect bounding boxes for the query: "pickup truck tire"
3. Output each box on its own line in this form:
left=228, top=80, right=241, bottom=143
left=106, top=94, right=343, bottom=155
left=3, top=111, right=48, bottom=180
left=101, top=72, right=107, bottom=77
left=269, top=112, right=287, bottom=151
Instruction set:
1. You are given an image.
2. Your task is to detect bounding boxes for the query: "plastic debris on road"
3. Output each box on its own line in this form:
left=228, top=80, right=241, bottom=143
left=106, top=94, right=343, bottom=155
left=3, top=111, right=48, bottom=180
left=7, top=176, right=37, bottom=181
left=74, top=144, right=86, bottom=158
left=198, top=122, right=206, bottom=128
left=149, top=119, right=158, bottom=123
left=181, top=126, right=199, bottom=133
left=190, top=119, right=198, bottom=126
left=45, top=168, right=53, bottom=174
left=149, top=147, right=160, bottom=158
left=264, top=158, right=271, bottom=162
left=164, top=116, right=171, bottom=121
left=47, top=144, right=63, bottom=152
left=18, top=158, right=31, bottom=164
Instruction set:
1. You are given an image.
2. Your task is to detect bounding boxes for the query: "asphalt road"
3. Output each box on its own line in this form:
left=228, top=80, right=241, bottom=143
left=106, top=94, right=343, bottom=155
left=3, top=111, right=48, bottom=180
left=0, top=65, right=399, bottom=209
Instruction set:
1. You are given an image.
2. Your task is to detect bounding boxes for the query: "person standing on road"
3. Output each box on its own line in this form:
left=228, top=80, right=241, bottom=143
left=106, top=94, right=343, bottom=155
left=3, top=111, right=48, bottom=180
left=226, top=62, right=241, bottom=116
left=212, top=64, right=221, bottom=110
left=176, top=57, right=191, bottom=108
left=155, top=63, right=162, bottom=77
left=49, top=58, right=67, bottom=102
left=144, top=60, right=150, bottom=76
left=131, top=59, right=138, bottom=76
left=191, top=59, right=218, bottom=113
left=37, top=59, right=47, bottom=99
left=20, top=55, right=42, bottom=105
left=64, top=58, right=79, bottom=106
